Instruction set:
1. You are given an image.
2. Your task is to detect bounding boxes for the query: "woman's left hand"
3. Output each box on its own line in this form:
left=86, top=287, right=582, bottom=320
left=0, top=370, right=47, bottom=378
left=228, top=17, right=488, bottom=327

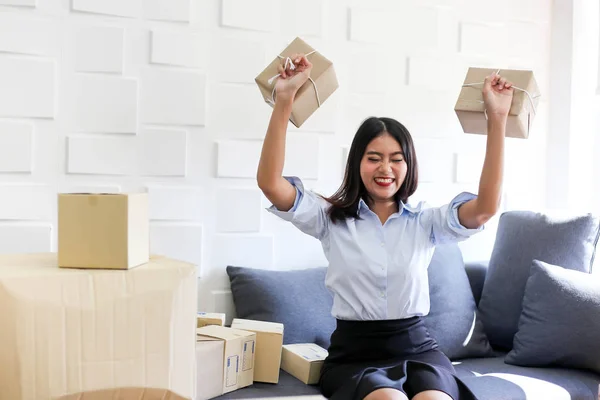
left=482, top=73, right=514, bottom=117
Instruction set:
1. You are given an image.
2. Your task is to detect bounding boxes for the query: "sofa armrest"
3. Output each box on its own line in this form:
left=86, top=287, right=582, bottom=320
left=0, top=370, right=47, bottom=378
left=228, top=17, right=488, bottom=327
left=464, top=261, right=489, bottom=306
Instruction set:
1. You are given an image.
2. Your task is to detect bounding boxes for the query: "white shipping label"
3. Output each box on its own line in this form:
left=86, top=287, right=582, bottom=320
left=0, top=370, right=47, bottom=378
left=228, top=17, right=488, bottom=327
left=225, top=355, right=239, bottom=387
left=242, top=339, right=255, bottom=371
left=293, top=344, right=328, bottom=361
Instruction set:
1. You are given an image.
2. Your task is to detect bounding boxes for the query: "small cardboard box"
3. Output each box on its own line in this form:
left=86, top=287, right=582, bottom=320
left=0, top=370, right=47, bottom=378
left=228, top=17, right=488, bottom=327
left=57, top=388, right=190, bottom=400
left=231, top=318, right=284, bottom=384
left=255, top=36, right=338, bottom=128
left=454, top=67, right=541, bottom=139
left=196, top=325, right=256, bottom=397
left=58, top=193, right=149, bottom=269
left=0, top=253, right=197, bottom=400
left=281, top=343, right=328, bottom=385
left=195, top=338, right=225, bottom=400
left=197, top=312, right=226, bottom=328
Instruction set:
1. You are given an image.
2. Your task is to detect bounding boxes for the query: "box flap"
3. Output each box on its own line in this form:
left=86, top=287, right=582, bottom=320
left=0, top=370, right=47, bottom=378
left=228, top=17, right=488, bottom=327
left=197, top=335, right=223, bottom=343
left=231, top=318, right=284, bottom=334
left=197, top=325, right=255, bottom=341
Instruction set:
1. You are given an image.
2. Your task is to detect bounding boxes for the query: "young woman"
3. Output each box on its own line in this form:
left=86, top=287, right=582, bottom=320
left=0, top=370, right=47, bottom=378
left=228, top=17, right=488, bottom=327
left=257, top=54, right=513, bottom=400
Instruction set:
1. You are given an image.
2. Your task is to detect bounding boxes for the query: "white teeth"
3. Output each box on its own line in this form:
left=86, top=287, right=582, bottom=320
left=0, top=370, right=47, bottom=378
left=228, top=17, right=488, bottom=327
left=375, top=178, right=393, bottom=183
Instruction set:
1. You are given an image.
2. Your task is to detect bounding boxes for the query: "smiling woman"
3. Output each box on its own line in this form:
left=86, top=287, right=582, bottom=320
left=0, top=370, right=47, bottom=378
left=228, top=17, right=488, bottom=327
left=323, top=117, right=418, bottom=226
left=256, top=52, right=512, bottom=400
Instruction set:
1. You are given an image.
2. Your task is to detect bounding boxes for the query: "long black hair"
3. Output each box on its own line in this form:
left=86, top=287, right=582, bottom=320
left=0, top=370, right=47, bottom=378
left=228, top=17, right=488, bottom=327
left=323, top=117, right=419, bottom=223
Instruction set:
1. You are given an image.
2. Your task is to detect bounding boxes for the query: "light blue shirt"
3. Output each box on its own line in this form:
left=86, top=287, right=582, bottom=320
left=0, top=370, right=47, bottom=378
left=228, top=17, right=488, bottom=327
left=267, top=176, right=484, bottom=321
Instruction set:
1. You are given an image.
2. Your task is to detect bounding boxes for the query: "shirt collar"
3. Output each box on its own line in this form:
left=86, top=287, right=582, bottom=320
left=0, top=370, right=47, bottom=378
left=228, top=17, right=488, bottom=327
left=357, top=197, right=421, bottom=217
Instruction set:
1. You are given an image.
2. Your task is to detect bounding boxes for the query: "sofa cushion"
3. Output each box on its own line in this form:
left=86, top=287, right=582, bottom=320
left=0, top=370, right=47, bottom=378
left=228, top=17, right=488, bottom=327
left=504, top=260, right=600, bottom=374
left=424, top=244, right=494, bottom=360
left=478, top=211, right=600, bottom=350
left=464, top=261, right=488, bottom=306
left=226, top=266, right=336, bottom=349
left=216, top=355, right=600, bottom=400
left=455, top=355, right=600, bottom=400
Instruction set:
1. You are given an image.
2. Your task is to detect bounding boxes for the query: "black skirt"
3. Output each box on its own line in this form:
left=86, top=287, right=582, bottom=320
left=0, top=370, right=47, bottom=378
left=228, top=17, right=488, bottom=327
left=318, top=316, right=479, bottom=400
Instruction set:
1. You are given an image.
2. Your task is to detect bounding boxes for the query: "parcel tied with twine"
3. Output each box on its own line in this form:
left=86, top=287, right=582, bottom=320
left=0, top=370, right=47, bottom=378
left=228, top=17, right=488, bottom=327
left=255, top=37, right=339, bottom=128
left=454, top=67, right=541, bottom=139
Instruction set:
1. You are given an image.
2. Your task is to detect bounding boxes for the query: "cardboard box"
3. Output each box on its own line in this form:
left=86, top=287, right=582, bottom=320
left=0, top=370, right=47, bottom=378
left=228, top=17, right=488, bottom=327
left=58, top=193, right=149, bottom=269
left=281, top=344, right=328, bottom=385
left=255, top=36, right=338, bottom=128
left=0, top=253, right=197, bottom=400
left=195, top=339, right=225, bottom=400
left=196, top=325, right=256, bottom=398
left=454, top=67, right=541, bottom=139
left=57, top=387, right=190, bottom=400
left=197, top=312, right=226, bottom=328
left=231, top=318, right=284, bottom=384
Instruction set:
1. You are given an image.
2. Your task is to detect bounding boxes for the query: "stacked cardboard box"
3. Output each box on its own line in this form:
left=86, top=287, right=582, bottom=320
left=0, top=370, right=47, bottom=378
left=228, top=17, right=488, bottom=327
left=281, top=343, right=329, bottom=385
left=197, top=312, right=226, bottom=328
left=0, top=253, right=197, bottom=399
left=231, top=318, right=284, bottom=384
left=57, top=193, right=149, bottom=269
left=0, top=193, right=198, bottom=399
left=196, top=325, right=256, bottom=400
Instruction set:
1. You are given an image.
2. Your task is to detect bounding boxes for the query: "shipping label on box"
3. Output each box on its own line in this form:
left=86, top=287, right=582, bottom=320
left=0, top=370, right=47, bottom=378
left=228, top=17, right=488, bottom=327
left=281, top=343, right=328, bottom=385
left=197, top=325, right=256, bottom=395
left=454, top=67, right=541, bottom=139
left=197, top=312, right=226, bottom=328
left=255, top=36, right=338, bottom=128
left=58, top=193, right=149, bottom=269
left=230, top=318, right=284, bottom=384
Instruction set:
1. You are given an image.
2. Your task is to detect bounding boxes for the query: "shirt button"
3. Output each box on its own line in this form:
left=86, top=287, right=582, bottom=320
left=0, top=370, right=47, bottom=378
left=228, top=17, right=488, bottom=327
left=380, top=242, right=385, bottom=247
left=380, top=291, right=386, bottom=298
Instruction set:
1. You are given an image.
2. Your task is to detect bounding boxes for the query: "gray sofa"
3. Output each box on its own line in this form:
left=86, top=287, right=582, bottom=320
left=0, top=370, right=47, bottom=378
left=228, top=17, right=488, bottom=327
left=218, top=211, right=600, bottom=400
left=217, top=261, right=600, bottom=400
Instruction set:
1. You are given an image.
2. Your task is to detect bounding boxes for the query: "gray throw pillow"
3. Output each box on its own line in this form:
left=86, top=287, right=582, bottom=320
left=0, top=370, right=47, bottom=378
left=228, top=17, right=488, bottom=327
left=505, top=260, right=600, bottom=374
left=478, top=211, right=600, bottom=350
left=226, top=266, right=336, bottom=349
left=424, top=244, right=494, bottom=360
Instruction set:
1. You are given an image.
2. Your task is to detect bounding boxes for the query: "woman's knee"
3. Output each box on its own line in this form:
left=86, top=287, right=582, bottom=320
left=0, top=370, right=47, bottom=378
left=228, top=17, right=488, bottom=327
left=411, top=390, right=453, bottom=400
left=364, top=388, right=409, bottom=400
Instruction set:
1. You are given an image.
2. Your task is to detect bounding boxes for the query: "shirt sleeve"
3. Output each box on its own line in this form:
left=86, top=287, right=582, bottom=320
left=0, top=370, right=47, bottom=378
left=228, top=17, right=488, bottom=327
left=418, top=192, right=484, bottom=245
left=266, top=176, right=330, bottom=241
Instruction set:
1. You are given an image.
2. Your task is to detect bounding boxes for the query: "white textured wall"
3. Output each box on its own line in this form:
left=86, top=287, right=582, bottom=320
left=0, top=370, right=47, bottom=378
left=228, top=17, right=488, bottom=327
left=0, top=0, right=553, bottom=316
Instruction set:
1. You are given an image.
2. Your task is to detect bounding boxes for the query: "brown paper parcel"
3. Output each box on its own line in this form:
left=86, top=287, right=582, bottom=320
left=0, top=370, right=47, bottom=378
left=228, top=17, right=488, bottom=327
left=454, top=67, right=541, bottom=139
left=255, top=37, right=338, bottom=128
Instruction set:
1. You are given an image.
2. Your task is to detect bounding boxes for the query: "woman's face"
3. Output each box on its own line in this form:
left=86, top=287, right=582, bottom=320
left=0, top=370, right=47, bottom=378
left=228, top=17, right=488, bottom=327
left=359, top=132, right=407, bottom=203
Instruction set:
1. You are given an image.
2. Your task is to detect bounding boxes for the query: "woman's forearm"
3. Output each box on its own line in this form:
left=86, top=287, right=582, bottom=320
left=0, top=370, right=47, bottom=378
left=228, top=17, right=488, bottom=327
left=476, top=115, right=506, bottom=216
left=257, top=98, right=294, bottom=190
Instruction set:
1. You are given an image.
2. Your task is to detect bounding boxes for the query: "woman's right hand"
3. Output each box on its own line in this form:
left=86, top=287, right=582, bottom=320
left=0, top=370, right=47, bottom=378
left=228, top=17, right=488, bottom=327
left=274, top=53, right=312, bottom=102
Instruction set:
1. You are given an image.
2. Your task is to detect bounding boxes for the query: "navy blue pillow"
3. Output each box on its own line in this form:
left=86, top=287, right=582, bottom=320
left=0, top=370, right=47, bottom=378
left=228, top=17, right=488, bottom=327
left=506, top=260, right=600, bottom=374
left=478, top=211, right=600, bottom=350
left=226, top=266, right=335, bottom=349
